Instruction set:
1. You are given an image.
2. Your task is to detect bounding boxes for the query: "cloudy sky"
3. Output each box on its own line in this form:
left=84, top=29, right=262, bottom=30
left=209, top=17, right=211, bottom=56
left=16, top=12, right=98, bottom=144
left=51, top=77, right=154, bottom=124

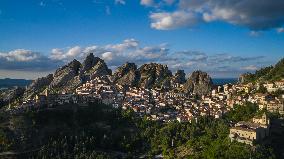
left=0, top=0, right=284, bottom=79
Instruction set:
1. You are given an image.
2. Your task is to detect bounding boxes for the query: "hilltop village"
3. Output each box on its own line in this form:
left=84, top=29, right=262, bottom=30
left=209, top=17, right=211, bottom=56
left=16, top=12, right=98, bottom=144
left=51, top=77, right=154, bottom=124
left=14, top=76, right=284, bottom=121
left=3, top=54, right=284, bottom=147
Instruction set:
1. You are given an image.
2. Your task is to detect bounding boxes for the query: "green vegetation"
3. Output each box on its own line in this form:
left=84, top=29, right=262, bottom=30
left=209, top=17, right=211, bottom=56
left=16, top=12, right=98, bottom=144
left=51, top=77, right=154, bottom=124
left=241, top=66, right=273, bottom=83
left=242, top=58, right=284, bottom=83
left=34, top=133, right=113, bottom=159
left=225, top=102, right=259, bottom=122
left=271, top=89, right=284, bottom=98
left=255, top=84, right=268, bottom=94
left=0, top=102, right=279, bottom=158
left=267, top=58, right=284, bottom=81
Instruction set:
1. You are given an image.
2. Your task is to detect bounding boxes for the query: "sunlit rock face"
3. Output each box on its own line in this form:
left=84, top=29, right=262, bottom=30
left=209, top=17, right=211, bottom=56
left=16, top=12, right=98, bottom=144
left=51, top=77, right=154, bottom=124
left=183, top=70, right=213, bottom=95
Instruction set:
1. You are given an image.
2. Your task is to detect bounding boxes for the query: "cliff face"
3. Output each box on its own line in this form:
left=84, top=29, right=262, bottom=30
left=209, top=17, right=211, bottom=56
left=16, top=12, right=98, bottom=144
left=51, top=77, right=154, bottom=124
left=81, top=53, right=102, bottom=73
left=50, top=59, right=81, bottom=89
left=183, top=71, right=213, bottom=95
left=138, top=63, right=172, bottom=88
left=22, top=53, right=113, bottom=95
left=81, top=53, right=112, bottom=81
left=112, top=62, right=139, bottom=87
left=20, top=53, right=218, bottom=98
left=88, top=60, right=112, bottom=79
left=49, top=53, right=112, bottom=92
left=171, top=70, right=186, bottom=84
left=24, top=74, right=54, bottom=99
left=0, top=87, right=25, bottom=107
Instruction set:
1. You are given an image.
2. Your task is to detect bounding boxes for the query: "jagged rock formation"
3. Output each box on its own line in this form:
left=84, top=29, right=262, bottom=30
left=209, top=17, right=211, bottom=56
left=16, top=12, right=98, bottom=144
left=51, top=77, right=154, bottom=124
left=24, top=74, right=54, bottom=99
left=81, top=53, right=102, bottom=73
left=112, top=62, right=140, bottom=87
left=0, top=87, right=25, bottom=107
left=19, top=53, right=218, bottom=99
left=62, top=76, right=82, bottom=92
left=89, top=60, right=112, bottom=79
left=50, top=59, right=81, bottom=89
left=22, top=53, right=113, bottom=96
left=138, top=63, right=172, bottom=88
left=183, top=71, right=213, bottom=95
left=160, top=78, right=171, bottom=89
left=80, top=53, right=112, bottom=81
left=48, top=53, right=112, bottom=92
left=171, top=70, right=186, bottom=84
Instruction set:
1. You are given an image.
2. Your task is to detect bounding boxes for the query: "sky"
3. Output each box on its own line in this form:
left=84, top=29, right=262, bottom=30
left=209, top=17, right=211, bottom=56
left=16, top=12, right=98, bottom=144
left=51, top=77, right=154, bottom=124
left=0, top=0, right=284, bottom=79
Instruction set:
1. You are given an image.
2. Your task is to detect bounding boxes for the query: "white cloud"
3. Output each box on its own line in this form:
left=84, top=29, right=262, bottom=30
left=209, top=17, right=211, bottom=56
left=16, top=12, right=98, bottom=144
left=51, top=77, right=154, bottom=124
left=163, top=0, right=175, bottom=5
left=146, top=0, right=284, bottom=31
left=50, top=46, right=81, bottom=61
left=249, top=31, right=261, bottom=37
left=150, top=11, right=200, bottom=30
left=47, top=38, right=165, bottom=66
left=241, top=65, right=258, bottom=71
left=277, top=27, right=284, bottom=33
left=0, top=49, right=39, bottom=62
left=0, top=39, right=270, bottom=78
left=83, top=46, right=98, bottom=54
left=140, top=0, right=176, bottom=8
left=66, top=46, right=81, bottom=58
left=102, top=52, right=114, bottom=61
left=50, top=48, right=64, bottom=60
left=39, top=1, right=46, bottom=7
left=0, top=49, right=62, bottom=73
left=115, top=0, right=126, bottom=5
left=105, top=38, right=139, bottom=51
left=141, top=0, right=155, bottom=7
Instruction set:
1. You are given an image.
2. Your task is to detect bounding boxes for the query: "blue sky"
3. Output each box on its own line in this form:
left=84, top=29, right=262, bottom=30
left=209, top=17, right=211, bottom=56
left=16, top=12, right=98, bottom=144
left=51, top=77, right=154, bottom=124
left=0, top=0, right=284, bottom=79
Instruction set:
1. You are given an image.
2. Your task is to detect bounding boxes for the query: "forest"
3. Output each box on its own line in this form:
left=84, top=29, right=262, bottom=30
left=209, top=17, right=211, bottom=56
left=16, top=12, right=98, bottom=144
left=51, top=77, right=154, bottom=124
left=0, top=102, right=278, bottom=158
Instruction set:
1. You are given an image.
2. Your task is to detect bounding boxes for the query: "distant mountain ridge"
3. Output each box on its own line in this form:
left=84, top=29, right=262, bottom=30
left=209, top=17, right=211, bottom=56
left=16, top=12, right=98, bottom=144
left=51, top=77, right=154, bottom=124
left=0, top=78, right=32, bottom=89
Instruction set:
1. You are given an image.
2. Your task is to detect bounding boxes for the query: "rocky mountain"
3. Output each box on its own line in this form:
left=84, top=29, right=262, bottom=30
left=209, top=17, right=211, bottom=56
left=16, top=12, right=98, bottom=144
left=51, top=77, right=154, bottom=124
left=24, top=74, right=54, bottom=99
left=81, top=53, right=102, bottom=73
left=111, top=63, right=188, bottom=89
left=80, top=53, right=112, bottom=81
left=18, top=53, right=216, bottom=100
left=0, top=87, right=25, bottom=107
left=112, top=62, right=139, bottom=87
left=22, top=53, right=113, bottom=97
left=138, top=63, right=172, bottom=88
left=0, top=78, right=32, bottom=89
left=50, top=59, right=81, bottom=90
left=183, top=70, right=213, bottom=95
left=171, top=70, right=186, bottom=84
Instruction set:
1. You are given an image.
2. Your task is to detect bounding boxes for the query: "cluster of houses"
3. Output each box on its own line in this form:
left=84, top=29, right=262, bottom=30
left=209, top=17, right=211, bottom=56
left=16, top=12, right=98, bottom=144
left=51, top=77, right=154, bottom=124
left=119, top=84, right=233, bottom=122
left=224, top=81, right=284, bottom=115
left=263, top=79, right=284, bottom=92
left=225, top=79, right=284, bottom=146
left=10, top=76, right=117, bottom=111
left=229, top=113, right=270, bottom=145
left=14, top=77, right=284, bottom=118
left=9, top=76, right=284, bottom=146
